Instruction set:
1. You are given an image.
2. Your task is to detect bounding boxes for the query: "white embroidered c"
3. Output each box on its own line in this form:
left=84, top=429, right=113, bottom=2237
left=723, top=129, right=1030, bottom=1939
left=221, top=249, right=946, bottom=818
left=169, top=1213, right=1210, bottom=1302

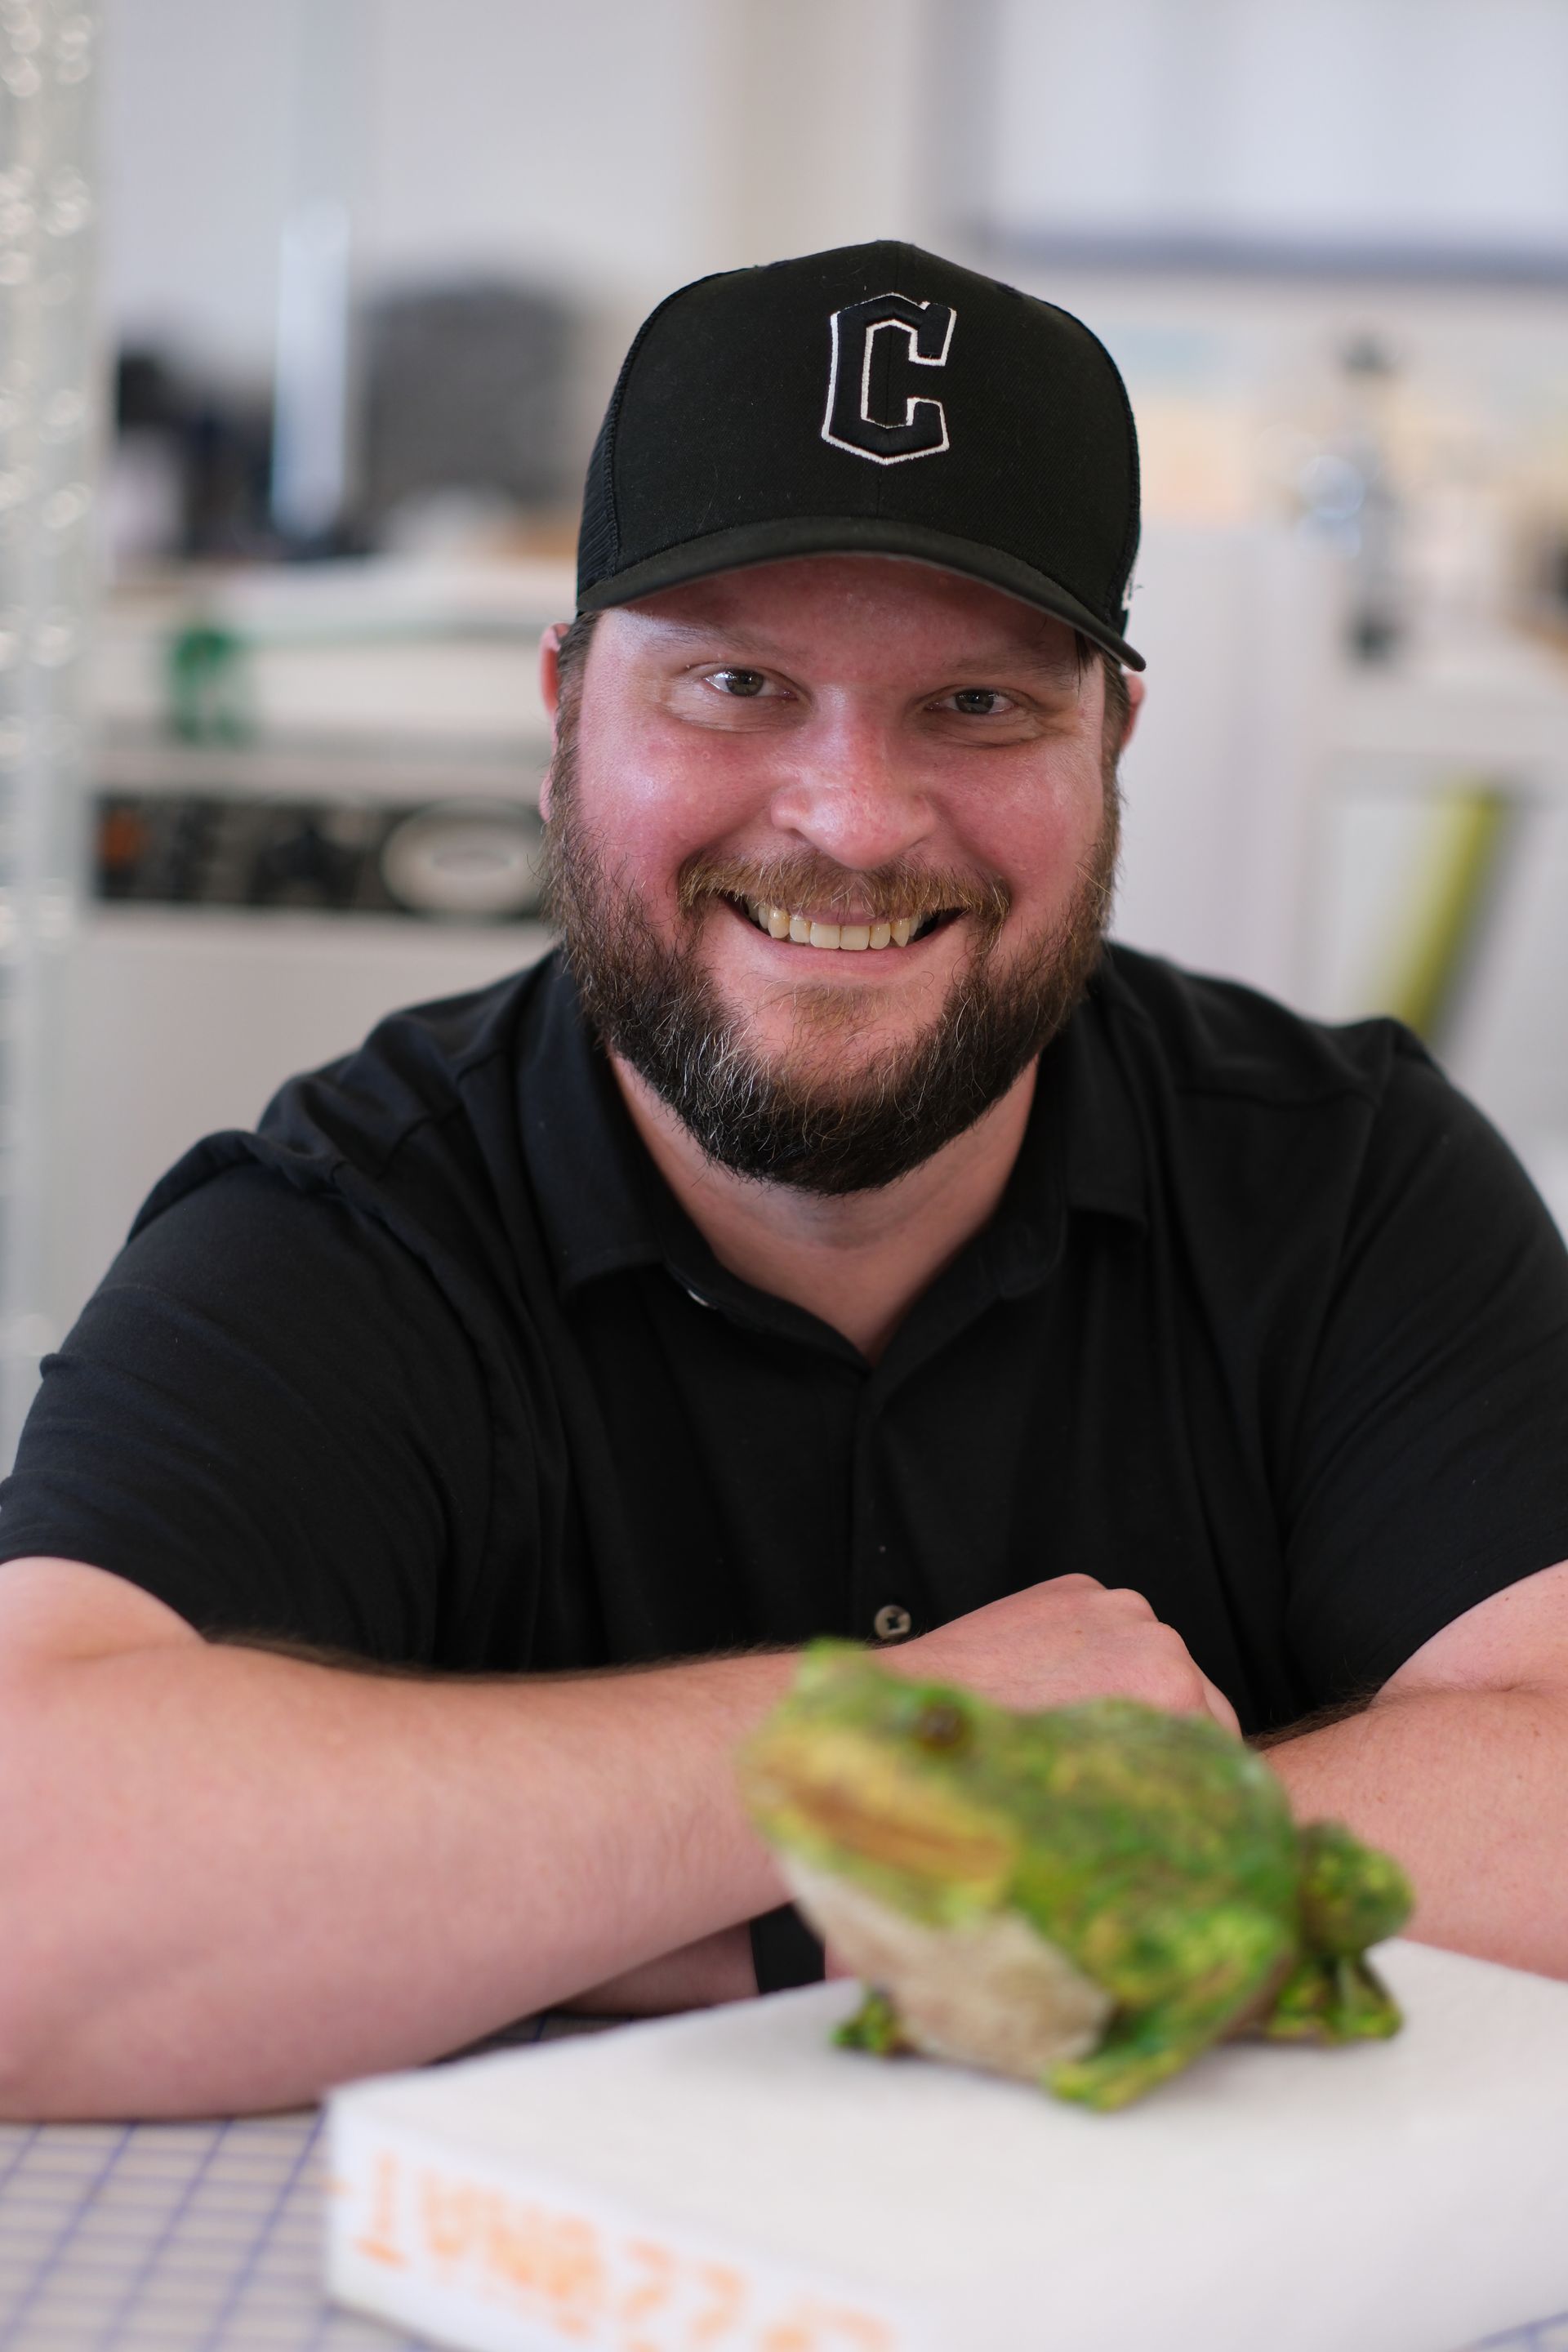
left=822, top=295, right=957, bottom=466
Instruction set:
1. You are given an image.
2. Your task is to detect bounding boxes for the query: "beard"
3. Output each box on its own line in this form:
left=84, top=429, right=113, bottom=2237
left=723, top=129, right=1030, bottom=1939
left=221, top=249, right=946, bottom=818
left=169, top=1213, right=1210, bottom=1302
left=542, top=708, right=1121, bottom=1198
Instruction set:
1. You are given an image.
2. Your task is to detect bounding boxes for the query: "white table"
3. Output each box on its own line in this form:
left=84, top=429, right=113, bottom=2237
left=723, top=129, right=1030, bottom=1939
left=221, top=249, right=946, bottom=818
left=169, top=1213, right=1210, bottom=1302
left=2, top=2073, right=1565, bottom=2352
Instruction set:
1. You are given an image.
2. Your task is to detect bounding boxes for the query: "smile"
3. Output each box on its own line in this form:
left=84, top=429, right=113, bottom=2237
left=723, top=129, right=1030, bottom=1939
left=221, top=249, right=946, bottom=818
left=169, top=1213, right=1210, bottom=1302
left=735, top=898, right=947, bottom=952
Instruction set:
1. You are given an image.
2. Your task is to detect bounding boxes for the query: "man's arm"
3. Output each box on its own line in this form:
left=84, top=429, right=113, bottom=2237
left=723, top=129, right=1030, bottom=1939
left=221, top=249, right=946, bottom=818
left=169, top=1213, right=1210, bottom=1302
left=0, top=1558, right=795, bottom=2120
left=1265, top=1559, right=1568, bottom=1979
left=0, top=1561, right=1230, bottom=2121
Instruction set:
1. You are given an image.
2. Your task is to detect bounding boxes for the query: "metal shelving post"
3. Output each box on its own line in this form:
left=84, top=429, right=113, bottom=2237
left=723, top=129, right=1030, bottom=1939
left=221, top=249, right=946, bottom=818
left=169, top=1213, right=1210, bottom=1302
left=0, top=0, right=98, bottom=1462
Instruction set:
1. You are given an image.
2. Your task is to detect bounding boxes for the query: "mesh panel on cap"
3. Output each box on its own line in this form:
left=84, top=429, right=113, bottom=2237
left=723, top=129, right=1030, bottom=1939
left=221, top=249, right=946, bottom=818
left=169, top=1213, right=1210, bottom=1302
left=577, top=401, right=619, bottom=588
left=577, top=274, right=728, bottom=607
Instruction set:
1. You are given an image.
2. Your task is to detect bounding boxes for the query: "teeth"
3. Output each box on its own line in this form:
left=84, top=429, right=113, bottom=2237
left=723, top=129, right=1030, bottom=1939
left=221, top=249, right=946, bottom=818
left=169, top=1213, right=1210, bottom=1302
left=745, top=900, right=933, bottom=949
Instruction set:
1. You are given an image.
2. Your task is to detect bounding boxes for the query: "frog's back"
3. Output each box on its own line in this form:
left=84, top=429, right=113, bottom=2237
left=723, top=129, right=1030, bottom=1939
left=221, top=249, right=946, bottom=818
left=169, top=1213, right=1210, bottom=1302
left=1000, top=1700, right=1298, bottom=1942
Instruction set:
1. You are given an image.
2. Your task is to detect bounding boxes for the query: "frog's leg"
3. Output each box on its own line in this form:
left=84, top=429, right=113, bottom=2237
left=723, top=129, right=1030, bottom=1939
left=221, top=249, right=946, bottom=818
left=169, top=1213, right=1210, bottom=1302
left=1045, top=1908, right=1291, bottom=2113
left=1261, top=1822, right=1410, bottom=2044
left=1260, top=1951, right=1402, bottom=2044
left=1295, top=1821, right=1413, bottom=1955
left=835, top=1984, right=915, bottom=2058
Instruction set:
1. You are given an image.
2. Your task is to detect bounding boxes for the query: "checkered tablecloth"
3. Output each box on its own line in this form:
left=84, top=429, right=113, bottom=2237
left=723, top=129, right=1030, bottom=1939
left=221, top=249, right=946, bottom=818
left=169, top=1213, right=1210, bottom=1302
left=0, top=2013, right=612, bottom=2350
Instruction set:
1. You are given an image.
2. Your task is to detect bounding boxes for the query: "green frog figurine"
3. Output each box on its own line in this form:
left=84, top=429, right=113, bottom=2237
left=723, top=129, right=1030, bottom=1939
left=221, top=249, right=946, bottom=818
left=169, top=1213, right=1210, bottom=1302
left=738, top=1643, right=1413, bottom=2110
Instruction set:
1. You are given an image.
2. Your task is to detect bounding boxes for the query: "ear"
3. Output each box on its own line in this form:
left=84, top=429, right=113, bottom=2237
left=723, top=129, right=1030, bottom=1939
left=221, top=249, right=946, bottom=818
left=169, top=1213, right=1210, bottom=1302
left=539, top=621, right=567, bottom=723
left=538, top=621, right=568, bottom=821
left=1119, top=670, right=1147, bottom=755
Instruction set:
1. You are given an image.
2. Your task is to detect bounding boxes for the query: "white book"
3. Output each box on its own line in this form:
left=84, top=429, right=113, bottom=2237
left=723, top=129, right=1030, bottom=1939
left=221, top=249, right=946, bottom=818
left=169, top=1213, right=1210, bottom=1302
left=327, top=1940, right=1568, bottom=2352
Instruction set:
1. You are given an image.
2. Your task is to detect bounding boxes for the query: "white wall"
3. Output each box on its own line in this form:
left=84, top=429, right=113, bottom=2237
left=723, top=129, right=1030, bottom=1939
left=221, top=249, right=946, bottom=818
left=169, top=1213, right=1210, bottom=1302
left=104, top=0, right=300, bottom=372
left=103, top=0, right=954, bottom=387
left=987, top=0, right=1568, bottom=253
left=1111, top=524, right=1339, bottom=1006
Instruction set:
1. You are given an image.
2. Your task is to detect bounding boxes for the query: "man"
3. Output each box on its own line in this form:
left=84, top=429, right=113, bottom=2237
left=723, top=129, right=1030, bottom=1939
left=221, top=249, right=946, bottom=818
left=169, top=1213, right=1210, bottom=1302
left=2, top=243, right=1567, bottom=2123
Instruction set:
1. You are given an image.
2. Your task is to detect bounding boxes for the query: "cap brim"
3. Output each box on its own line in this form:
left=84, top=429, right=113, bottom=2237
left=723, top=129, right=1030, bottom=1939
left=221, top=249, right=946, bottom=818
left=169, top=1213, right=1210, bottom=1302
left=577, top=515, right=1145, bottom=670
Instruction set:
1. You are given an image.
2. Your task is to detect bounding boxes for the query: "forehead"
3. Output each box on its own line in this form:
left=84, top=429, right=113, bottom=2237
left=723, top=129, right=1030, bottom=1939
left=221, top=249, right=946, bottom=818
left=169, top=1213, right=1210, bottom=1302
left=607, top=554, right=1084, bottom=679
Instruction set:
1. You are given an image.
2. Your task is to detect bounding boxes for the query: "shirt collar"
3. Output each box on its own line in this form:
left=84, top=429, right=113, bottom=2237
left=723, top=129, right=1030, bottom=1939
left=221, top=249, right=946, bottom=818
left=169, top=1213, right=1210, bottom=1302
left=516, top=948, right=1147, bottom=1315
left=516, top=955, right=666, bottom=1293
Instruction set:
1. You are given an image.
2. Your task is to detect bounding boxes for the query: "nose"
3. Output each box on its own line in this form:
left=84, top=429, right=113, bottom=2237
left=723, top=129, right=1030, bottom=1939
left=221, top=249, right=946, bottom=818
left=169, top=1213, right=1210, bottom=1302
left=766, top=705, right=936, bottom=874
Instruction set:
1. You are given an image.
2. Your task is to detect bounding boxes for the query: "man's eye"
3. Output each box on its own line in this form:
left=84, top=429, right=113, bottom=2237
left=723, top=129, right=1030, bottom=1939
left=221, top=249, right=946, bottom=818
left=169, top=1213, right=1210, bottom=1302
left=947, top=688, right=1013, bottom=718
left=708, top=669, right=769, bottom=698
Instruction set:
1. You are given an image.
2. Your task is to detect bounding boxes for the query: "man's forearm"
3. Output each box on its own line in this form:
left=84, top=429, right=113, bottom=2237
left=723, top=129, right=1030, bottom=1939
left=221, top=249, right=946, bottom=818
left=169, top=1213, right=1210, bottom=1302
left=1266, top=1684, right=1568, bottom=1979
left=0, top=1641, right=792, bottom=2119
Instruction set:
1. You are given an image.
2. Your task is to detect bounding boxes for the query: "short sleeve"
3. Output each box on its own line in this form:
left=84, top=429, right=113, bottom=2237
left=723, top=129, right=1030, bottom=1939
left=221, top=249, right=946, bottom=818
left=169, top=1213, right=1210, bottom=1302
left=1284, top=1048, right=1568, bottom=1699
left=0, top=1164, right=493, bottom=1660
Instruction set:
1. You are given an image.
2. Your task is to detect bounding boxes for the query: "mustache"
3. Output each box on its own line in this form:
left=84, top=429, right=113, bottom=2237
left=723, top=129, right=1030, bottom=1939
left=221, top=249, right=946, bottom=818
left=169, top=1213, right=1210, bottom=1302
left=675, top=849, right=1009, bottom=933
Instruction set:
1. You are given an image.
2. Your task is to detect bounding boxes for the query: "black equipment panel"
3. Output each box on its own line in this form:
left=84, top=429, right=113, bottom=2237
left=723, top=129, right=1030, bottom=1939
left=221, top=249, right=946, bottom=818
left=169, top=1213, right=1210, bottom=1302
left=93, top=791, right=546, bottom=923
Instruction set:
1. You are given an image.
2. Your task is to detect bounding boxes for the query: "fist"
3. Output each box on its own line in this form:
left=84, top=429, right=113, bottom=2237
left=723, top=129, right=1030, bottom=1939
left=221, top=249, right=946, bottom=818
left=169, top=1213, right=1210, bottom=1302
left=897, top=1574, right=1240, bottom=1735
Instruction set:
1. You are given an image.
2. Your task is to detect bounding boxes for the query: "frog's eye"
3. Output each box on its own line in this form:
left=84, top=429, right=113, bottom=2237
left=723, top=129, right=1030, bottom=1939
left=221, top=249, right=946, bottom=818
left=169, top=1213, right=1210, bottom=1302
left=912, top=1699, right=970, bottom=1753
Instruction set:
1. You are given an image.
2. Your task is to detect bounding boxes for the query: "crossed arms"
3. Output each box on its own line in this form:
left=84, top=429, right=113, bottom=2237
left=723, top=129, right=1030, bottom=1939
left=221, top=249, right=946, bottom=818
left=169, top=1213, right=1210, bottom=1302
left=2, top=1551, right=1567, bottom=2120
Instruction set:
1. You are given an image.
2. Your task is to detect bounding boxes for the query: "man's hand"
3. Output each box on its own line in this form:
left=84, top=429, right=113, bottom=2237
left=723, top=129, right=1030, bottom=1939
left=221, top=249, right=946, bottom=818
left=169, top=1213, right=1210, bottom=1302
left=898, top=1573, right=1241, bottom=1733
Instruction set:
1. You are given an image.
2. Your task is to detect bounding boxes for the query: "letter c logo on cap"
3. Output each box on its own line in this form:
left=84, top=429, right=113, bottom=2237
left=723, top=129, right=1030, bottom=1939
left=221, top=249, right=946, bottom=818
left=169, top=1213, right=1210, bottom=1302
left=822, top=293, right=956, bottom=466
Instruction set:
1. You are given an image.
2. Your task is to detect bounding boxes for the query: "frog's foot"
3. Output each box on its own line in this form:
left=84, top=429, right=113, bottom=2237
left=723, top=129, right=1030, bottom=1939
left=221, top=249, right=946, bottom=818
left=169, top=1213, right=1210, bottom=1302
left=1045, top=1906, right=1292, bottom=2112
left=1260, top=1951, right=1403, bottom=2044
left=835, top=1984, right=915, bottom=2059
left=1046, top=2013, right=1206, bottom=2111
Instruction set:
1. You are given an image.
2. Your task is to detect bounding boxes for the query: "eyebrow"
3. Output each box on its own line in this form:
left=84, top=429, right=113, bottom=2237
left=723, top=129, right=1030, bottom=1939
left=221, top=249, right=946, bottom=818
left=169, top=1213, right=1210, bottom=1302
left=631, top=613, right=1085, bottom=683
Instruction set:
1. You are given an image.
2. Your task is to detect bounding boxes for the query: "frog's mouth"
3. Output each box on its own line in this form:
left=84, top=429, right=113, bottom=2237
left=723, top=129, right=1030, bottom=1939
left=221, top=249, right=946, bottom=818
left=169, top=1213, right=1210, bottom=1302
left=740, top=1726, right=1016, bottom=1899
left=783, top=1780, right=1014, bottom=1885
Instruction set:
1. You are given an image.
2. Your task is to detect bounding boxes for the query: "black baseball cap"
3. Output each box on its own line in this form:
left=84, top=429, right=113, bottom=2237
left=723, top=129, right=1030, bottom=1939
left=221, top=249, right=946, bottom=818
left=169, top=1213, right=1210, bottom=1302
left=577, top=238, right=1144, bottom=670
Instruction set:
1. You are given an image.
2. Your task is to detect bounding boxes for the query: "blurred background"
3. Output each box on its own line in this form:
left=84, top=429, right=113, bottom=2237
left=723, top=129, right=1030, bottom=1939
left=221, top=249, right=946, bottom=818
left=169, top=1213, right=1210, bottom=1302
left=4, top=0, right=1568, bottom=1456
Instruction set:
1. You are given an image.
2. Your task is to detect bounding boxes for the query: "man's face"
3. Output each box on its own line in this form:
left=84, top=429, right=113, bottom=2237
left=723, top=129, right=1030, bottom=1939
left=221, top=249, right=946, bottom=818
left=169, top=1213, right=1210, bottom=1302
left=543, top=555, right=1131, bottom=1194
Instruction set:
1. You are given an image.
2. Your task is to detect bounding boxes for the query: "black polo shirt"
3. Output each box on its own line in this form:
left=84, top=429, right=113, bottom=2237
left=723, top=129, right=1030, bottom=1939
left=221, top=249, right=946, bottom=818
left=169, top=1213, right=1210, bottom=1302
left=6, top=942, right=1568, bottom=1736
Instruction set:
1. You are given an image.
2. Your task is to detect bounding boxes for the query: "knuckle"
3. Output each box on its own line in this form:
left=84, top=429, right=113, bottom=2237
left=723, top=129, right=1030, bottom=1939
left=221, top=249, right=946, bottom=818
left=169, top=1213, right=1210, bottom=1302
left=1135, top=1626, right=1205, bottom=1712
left=1153, top=1663, right=1208, bottom=1713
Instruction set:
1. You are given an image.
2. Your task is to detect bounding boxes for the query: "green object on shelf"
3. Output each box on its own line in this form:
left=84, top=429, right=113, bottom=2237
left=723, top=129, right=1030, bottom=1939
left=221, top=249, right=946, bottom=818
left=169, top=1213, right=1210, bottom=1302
left=1379, top=781, right=1518, bottom=1048
left=166, top=621, right=252, bottom=743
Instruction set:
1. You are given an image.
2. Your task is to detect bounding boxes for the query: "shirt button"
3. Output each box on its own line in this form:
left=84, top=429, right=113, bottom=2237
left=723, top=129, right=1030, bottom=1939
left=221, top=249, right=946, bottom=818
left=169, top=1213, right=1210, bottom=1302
left=872, top=1601, right=913, bottom=1644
